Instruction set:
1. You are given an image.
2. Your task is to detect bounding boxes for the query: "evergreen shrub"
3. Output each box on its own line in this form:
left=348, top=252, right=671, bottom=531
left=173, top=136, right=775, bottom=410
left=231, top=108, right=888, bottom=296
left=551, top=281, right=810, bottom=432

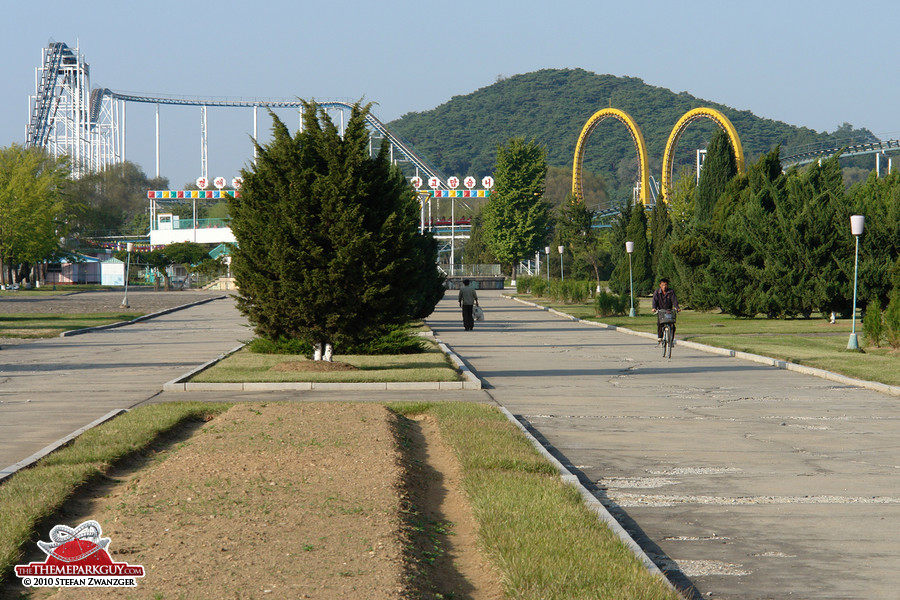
left=884, top=292, right=900, bottom=349
left=248, top=337, right=314, bottom=355
left=531, top=278, right=548, bottom=298
left=341, top=326, right=427, bottom=355
left=594, top=291, right=629, bottom=317
left=863, top=298, right=884, bottom=347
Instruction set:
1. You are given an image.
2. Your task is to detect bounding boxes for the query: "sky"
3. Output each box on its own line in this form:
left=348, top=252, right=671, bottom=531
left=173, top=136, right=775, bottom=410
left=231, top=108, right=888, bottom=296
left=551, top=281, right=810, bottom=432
left=3, top=0, right=899, bottom=188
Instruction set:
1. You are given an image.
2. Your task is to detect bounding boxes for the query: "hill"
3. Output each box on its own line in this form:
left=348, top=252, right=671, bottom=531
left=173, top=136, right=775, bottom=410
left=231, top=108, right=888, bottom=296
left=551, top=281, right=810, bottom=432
left=387, top=68, right=874, bottom=205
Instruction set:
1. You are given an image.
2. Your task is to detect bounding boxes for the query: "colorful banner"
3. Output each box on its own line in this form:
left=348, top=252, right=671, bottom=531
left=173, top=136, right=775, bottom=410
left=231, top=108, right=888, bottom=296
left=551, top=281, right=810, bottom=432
left=430, top=190, right=491, bottom=198
left=147, top=190, right=240, bottom=199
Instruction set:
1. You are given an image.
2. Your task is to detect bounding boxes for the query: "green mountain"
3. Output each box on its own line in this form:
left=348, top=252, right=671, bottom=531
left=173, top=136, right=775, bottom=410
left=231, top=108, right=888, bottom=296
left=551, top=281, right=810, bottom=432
left=387, top=68, right=874, bottom=205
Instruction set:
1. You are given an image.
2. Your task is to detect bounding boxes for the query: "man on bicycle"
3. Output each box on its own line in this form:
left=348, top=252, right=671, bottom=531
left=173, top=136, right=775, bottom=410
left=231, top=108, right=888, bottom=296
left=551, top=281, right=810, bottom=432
left=652, top=277, right=680, bottom=344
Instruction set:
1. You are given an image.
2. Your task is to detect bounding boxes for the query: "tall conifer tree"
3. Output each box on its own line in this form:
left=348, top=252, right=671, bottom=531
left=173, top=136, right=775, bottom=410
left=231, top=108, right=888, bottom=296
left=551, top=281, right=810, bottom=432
left=229, top=101, right=444, bottom=359
left=695, top=129, right=737, bottom=225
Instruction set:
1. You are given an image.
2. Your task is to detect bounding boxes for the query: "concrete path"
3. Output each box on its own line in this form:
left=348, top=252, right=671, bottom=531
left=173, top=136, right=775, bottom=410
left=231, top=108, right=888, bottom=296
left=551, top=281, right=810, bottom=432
left=3, top=290, right=900, bottom=599
left=427, top=291, right=900, bottom=600
left=0, top=297, right=249, bottom=470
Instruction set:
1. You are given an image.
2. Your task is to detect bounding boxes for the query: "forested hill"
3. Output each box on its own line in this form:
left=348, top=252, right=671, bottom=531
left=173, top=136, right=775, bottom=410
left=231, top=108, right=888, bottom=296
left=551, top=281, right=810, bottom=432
left=387, top=68, right=873, bottom=204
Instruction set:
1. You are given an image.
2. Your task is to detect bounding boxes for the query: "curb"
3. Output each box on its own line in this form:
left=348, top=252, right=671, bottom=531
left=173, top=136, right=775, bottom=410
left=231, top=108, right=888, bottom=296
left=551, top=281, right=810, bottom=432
left=506, top=295, right=900, bottom=398
left=0, top=409, right=127, bottom=484
left=60, top=295, right=228, bottom=337
left=161, top=336, right=483, bottom=392
left=496, top=406, right=678, bottom=593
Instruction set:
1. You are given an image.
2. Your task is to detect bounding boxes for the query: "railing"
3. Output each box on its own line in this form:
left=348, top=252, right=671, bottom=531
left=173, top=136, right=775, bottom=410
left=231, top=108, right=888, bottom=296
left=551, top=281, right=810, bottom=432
left=152, top=218, right=231, bottom=231
left=440, top=264, right=502, bottom=277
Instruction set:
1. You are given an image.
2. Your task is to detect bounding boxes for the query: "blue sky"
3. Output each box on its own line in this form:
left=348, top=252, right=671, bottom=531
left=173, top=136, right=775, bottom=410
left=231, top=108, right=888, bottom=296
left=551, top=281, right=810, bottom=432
left=3, top=0, right=898, bottom=187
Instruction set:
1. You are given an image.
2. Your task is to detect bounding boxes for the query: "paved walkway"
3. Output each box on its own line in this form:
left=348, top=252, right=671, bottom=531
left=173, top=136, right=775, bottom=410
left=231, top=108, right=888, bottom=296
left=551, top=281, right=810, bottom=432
left=0, top=297, right=248, bottom=470
left=427, top=291, right=900, bottom=600
left=2, top=290, right=900, bottom=599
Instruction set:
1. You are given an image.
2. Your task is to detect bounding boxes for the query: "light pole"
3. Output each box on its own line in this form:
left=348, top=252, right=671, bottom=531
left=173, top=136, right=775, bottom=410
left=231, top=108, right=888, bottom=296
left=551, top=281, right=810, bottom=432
left=625, top=241, right=635, bottom=317
left=121, top=242, right=133, bottom=308
left=558, top=245, right=565, bottom=281
left=847, top=215, right=865, bottom=350
left=545, top=246, right=550, bottom=282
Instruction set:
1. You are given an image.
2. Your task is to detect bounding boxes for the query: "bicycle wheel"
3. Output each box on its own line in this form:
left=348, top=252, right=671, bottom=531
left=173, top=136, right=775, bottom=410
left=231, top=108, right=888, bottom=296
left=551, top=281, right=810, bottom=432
left=662, top=325, right=669, bottom=358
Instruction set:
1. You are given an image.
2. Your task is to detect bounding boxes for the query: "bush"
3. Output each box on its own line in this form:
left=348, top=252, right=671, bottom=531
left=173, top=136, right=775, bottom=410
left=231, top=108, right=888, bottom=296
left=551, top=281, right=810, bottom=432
left=863, top=298, right=884, bottom=347
left=248, top=336, right=314, bottom=355
left=595, top=291, right=631, bottom=317
left=884, top=292, right=900, bottom=349
left=248, top=326, right=426, bottom=356
left=341, top=327, right=427, bottom=355
left=531, top=278, right=548, bottom=298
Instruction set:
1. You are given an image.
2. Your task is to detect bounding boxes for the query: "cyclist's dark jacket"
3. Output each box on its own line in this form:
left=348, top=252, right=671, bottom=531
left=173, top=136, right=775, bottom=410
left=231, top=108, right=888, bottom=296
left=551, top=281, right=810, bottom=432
left=652, top=288, right=679, bottom=311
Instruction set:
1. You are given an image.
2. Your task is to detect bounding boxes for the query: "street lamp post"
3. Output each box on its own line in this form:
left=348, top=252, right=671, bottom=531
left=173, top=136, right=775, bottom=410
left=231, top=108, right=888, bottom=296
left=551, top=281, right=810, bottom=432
left=625, top=241, right=635, bottom=317
left=545, top=246, right=550, bottom=282
left=847, top=215, right=865, bottom=350
left=121, top=242, right=133, bottom=308
left=558, top=245, right=565, bottom=281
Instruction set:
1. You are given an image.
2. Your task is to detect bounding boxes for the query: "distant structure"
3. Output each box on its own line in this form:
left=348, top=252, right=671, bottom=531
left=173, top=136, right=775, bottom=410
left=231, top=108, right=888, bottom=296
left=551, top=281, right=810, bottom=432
left=26, top=42, right=119, bottom=178
left=26, top=41, right=447, bottom=188
left=572, top=106, right=744, bottom=206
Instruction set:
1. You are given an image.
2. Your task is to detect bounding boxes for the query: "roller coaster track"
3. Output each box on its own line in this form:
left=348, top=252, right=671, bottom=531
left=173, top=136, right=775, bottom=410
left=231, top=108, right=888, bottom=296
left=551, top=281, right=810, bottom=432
left=92, top=90, right=449, bottom=187
left=26, top=42, right=69, bottom=148
left=781, top=137, right=900, bottom=167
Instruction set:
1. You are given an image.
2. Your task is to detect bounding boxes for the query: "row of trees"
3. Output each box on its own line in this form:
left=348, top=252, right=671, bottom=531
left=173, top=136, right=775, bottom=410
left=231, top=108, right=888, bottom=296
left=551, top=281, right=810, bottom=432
left=465, top=127, right=899, bottom=322
left=0, top=143, right=173, bottom=285
left=600, top=130, right=900, bottom=319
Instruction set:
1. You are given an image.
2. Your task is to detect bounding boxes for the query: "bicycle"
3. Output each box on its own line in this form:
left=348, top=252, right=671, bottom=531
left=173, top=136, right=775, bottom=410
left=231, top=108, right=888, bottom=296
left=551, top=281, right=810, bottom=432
left=657, top=309, right=677, bottom=359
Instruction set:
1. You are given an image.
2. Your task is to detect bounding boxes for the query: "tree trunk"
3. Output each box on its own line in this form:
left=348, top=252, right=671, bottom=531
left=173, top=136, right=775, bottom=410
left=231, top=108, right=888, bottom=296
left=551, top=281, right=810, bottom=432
left=313, top=342, right=334, bottom=362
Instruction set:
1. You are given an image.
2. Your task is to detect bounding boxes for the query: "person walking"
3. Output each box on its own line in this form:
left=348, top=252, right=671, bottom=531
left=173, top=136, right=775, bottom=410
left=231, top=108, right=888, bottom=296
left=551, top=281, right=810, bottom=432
left=458, top=279, right=479, bottom=331
left=651, top=277, right=680, bottom=344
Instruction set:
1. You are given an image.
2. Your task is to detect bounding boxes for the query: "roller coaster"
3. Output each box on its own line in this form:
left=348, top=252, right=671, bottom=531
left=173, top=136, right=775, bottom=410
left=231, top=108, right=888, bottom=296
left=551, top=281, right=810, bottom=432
left=572, top=106, right=745, bottom=205
left=26, top=41, right=448, bottom=186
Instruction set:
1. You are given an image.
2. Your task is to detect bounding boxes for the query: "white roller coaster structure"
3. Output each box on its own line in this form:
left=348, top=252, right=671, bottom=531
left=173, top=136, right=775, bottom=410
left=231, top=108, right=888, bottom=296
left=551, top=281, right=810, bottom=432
left=26, top=41, right=447, bottom=187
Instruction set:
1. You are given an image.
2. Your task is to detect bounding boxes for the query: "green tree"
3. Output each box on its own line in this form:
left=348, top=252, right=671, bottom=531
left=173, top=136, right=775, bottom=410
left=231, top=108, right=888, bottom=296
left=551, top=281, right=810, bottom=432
left=649, top=200, right=671, bottom=281
left=0, top=144, right=70, bottom=285
left=666, top=166, right=696, bottom=235
left=145, top=250, right=174, bottom=291
left=164, top=241, right=209, bottom=289
left=461, top=207, right=497, bottom=264
left=67, top=161, right=168, bottom=237
left=229, top=102, right=444, bottom=360
left=694, top=129, right=737, bottom=225
left=557, top=193, right=606, bottom=287
left=481, top=137, right=552, bottom=278
left=849, top=170, right=900, bottom=309
left=610, top=202, right=652, bottom=296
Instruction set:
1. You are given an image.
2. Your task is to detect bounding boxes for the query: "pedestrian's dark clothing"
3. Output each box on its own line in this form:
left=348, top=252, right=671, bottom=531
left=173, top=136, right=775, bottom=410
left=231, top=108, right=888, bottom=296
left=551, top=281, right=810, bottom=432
left=652, top=288, right=679, bottom=339
left=458, top=284, right=478, bottom=331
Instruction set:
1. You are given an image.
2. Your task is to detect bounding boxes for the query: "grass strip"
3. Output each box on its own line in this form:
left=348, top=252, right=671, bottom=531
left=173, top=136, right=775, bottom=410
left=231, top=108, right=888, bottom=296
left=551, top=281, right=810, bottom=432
left=390, top=402, right=680, bottom=600
left=0, top=402, right=231, bottom=585
left=191, top=344, right=462, bottom=383
left=0, top=312, right=142, bottom=338
left=515, top=294, right=900, bottom=389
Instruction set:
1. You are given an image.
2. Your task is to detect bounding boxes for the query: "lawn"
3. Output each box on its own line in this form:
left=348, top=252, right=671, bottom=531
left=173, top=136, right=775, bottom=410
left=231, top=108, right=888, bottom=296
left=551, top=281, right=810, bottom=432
left=0, top=312, right=139, bottom=338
